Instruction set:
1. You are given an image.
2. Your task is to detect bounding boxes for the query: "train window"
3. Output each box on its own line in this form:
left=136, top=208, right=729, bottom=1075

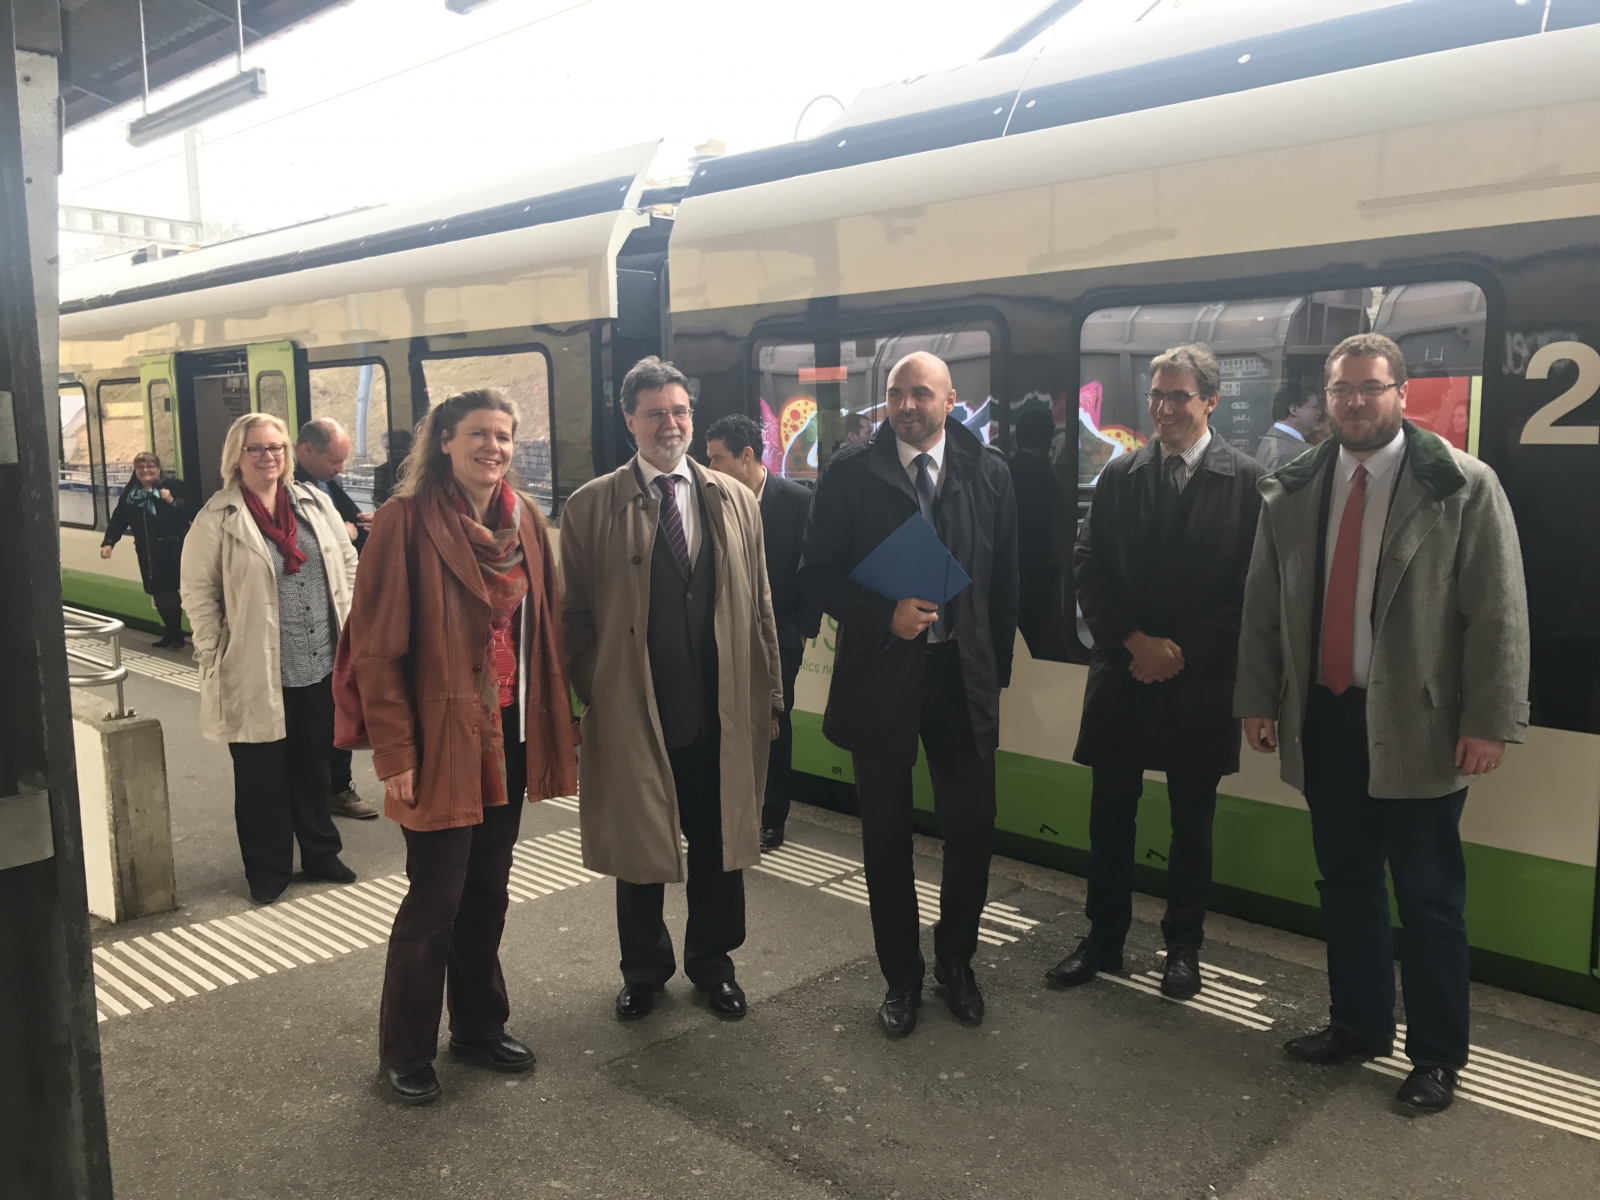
left=754, top=325, right=994, bottom=482
left=308, top=362, right=389, bottom=510
left=420, top=349, right=554, bottom=511
left=59, top=384, right=94, bottom=528
left=96, top=379, right=145, bottom=514
left=256, top=371, right=290, bottom=425
left=1076, top=283, right=1486, bottom=488
left=148, top=378, right=177, bottom=471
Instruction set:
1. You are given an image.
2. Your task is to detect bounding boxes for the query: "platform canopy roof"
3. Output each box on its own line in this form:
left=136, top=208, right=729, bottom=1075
left=59, top=0, right=352, bottom=128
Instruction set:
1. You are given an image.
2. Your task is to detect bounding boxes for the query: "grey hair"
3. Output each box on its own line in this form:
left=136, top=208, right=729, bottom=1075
left=1150, top=343, right=1222, bottom=399
left=619, top=356, right=692, bottom=416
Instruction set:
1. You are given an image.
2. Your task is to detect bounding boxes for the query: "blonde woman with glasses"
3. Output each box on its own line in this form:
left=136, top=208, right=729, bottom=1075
left=180, top=412, right=360, bottom=904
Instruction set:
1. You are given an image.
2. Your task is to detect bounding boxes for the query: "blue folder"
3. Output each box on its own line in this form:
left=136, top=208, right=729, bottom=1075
left=848, top=513, right=972, bottom=606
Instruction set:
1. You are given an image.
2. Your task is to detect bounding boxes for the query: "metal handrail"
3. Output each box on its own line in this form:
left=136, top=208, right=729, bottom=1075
left=64, top=606, right=131, bottom=719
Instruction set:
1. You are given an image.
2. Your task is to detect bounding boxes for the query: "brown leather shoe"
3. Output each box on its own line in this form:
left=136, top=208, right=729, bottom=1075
left=330, top=788, right=380, bottom=820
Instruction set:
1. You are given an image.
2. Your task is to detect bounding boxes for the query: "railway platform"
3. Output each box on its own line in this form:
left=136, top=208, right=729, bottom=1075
left=90, top=651, right=1600, bottom=1199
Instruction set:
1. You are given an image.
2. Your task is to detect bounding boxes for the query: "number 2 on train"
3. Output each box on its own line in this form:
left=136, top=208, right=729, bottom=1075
left=1519, top=341, right=1600, bottom=445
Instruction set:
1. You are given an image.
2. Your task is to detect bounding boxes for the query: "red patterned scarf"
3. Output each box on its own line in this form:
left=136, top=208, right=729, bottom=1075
left=447, top=480, right=529, bottom=807
left=242, top=484, right=307, bottom=573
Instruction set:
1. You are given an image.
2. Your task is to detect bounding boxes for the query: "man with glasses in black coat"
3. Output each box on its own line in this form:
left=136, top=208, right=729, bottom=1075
left=1047, top=343, right=1265, bottom=1001
left=800, top=351, right=1018, bottom=1039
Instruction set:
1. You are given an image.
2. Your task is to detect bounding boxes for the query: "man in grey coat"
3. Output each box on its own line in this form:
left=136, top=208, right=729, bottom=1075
left=1236, top=333, right=1529, bottom=1115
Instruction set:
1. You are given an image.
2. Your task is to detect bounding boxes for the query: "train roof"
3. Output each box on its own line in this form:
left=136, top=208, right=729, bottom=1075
left=60, top=141, right=659, bottom=315
left=685, top=0, right=1600, bottom=200
left=669, top=23, right=1600, bottom=313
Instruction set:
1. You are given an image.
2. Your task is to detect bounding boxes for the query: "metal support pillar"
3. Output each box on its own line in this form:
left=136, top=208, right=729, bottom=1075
left=0, top=0, right=116, bottom=1195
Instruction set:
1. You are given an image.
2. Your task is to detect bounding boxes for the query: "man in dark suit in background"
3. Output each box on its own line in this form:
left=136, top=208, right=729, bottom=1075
left=706, top=414, right=823, bottom=850
left=800, top=352, right=1018, bottom=1039
left=293, top=416, right=378, bottom=821
left=1008, top=407, right=1066, bottom=660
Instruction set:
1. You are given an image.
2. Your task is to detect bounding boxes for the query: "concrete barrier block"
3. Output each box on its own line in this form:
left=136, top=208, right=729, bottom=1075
left=72, top=691, right=176, bottom=922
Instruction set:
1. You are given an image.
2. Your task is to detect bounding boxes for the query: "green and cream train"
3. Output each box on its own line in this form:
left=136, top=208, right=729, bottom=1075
left=57, top=6, right=1600, bottom=1009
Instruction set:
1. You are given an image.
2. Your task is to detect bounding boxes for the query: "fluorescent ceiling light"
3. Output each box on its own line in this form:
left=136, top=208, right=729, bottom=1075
left=446, top=0, right=502, bottom=11
left=128, top=68, right=267, bottom=148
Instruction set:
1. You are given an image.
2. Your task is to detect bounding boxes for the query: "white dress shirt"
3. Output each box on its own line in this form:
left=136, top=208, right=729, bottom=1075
left=1321, top=428, right=1406, bottom=690
left=637, top=455, right=700, bottom=563
left=1271, top=421, right=1306, bottom=443
left=896, top=428, right=947, bottom=493
left=1157, top=426, right=1212, bottom=493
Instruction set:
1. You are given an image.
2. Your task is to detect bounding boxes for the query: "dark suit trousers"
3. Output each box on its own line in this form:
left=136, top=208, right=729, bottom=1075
left=851, top=642, right=997, bottom=991
left=1086, top=766, right=1220, bottom=954
left=378, top=707, right=526, bottom=1071
left=1303, top=685, right=1470, bottom=1069
left=616, top=731, right=746, bottom=988
left=227, top=674, right=344, bottom=896
left=761, top=646, right=805, bottom=830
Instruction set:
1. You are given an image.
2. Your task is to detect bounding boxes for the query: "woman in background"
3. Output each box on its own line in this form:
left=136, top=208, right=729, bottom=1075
left=346, top=389, right=576, bottom=1106
left=100, top=451, right=192, bottom=648
left=180, top=413, right=359, bottom=905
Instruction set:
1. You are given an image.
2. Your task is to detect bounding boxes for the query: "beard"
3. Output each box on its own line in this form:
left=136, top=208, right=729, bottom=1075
left=640, top=430, right=687, bottom=471
left=1331, top=405, right=1403, bottom=453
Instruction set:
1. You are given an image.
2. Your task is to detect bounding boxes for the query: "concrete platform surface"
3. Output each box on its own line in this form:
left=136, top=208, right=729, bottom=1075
left=84, top=649, right=1600, bottom=1199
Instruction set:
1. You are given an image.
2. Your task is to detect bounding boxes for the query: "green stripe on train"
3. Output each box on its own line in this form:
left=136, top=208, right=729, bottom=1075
left=791, top=714, right=1595, bottom=981
left=60, top=568, right=189, bottom=632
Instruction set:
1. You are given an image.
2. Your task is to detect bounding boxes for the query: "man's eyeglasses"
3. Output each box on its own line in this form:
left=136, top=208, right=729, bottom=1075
left=1147, top=389, right=1203, bottom=407
left=243, top=443, right=288, bottom=459
left=1326, top=382, right=1400, bottom=402
left=638, top=406, right=692, bottom=425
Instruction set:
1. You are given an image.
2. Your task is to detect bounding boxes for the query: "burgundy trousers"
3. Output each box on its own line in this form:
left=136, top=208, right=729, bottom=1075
left=378, top=710, right=525, bottom=1071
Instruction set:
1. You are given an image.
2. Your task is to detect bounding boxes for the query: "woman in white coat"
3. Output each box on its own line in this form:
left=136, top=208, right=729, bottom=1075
left=180, top=412, right=360, bottom=904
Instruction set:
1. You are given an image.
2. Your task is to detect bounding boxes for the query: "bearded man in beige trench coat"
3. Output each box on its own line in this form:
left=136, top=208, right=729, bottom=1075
left=562, top=357, right=783, bottom=1023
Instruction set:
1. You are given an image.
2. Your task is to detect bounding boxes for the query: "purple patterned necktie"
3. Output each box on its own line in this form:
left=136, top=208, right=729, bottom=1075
left=654, top=475, right=691, bottom=571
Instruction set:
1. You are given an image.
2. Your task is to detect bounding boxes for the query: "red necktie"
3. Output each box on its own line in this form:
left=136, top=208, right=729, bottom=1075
left=1321, top=464, right=1368, bottom=696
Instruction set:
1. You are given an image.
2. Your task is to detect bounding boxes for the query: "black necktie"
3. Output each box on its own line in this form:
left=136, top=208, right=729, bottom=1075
left=1162, top=452, right=1183, bottom=507
left=912, top=452, right=946, bottom=639
left=913, top=453, right=937, bottom=527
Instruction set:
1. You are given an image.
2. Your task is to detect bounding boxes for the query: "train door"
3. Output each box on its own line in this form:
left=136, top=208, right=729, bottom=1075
left=248, top=341, right=300, bottom=437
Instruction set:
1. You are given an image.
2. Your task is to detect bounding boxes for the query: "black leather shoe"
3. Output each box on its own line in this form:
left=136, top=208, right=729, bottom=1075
left=878, top=987, right=922, bottom=1039
left=933, top=956, right=985, bottom=1026
left=448, top=1032, right=536, bottom=1073
left=1396, top=1065, right=1457, bottom=1112
left=615, top=982, right=662, bottom=1022
left=759, top=826, right=785, bottom=851
left=249, top=885, right=284, bottom=905
left=1160, top=945, right=1202, bottom=1000
left=384, top=1064, right=441, bottom=1106
left=1283, top=1025, right=1394, bottom=1064
left=302, top=858, right=357, bottom=884
left=703, top=980, right=747, bottom=1019
left=1045, top=938, right=1122, bottom=987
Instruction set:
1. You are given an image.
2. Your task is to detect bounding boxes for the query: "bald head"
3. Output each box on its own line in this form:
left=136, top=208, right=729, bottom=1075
left=295, top=417, right=353, bottom=480
left=885, top=351, right=956, bottom=452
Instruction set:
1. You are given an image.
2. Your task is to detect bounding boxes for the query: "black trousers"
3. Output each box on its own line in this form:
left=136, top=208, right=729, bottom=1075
left=1086, top=765, right=1220, bottom=953
left=761, top=645, right=805, bottom=831
left=1303, top=685, right=1470, bottom=1069
left=851, top=642, right=997, bottom=991
left=329, top=746, right=353, bottom=795
left=227, top=674, right=344, bottom=897
left=379, top=707, right=526, bottom=1071
left=151, top=589, right=184, bottom=640
left=616, top=731, right=745, bottom=988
